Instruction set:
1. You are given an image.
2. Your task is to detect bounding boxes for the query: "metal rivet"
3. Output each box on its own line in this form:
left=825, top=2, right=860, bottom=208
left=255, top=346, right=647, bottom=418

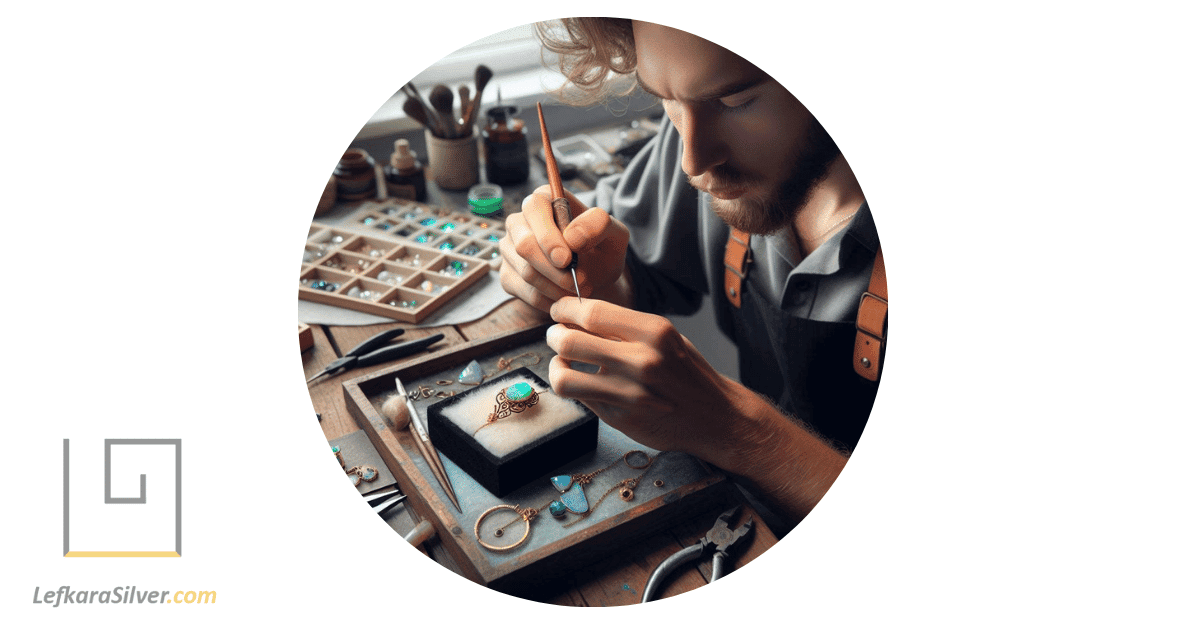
left=860, top=357, right=871, bottom=368
left=729, top=287, right=737, bottom=297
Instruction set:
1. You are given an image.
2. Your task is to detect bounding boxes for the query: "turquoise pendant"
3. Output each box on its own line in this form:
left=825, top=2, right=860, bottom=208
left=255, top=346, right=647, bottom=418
left=551, top=474, right=589, bottom=513
left=548, top=501, right=567, bottom=519
left=558, top=482, right=589, bottom=514
left=505, top=382, right=534, bottom=402
left=550, top=475, right=573, bottom=492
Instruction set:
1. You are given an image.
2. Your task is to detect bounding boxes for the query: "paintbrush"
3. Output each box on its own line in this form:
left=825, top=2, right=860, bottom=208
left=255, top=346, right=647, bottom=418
left=468, top=64, right=493, bottom=131
left=536, top=102, right=581, bottom=302
left=429, top=84, right=457, bottom=139
left=403, top=97, right=439, bottom=136
left=457, top=84, right=471, bottom=137
left=402, top=82, right=443, bottom=137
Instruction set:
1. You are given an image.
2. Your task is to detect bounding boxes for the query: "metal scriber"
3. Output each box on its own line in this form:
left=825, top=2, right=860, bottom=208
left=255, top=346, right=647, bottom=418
left=641, top=506, right=754, bottom=603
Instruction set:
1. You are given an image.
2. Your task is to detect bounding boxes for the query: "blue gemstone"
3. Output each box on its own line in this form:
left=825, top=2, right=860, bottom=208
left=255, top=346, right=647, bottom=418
left=560, top=483, right=589, bottom=514
left=548, top=501, right=567, bottom=518
left=457, top=360, right=484, bottom=385
left=505, top=382, right=534, bottom=402
left=551, top=475, right=574, bottom=492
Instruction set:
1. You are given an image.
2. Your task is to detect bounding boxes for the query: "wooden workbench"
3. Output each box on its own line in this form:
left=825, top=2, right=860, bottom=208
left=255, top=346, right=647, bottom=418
left=302, top=297, right=778, bottom=605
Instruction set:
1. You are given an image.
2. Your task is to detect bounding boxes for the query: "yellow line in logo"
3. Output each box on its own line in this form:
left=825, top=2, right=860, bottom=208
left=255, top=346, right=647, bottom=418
left=65, top=551, right=181, bottom=558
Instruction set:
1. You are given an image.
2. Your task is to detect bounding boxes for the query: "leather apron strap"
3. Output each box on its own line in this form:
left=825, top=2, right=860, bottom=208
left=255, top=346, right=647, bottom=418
left=852, top=248, right=887, bottom=381
left=724, top=231, right=886, bottom=381
left=723, top=228, right=752, bottom=308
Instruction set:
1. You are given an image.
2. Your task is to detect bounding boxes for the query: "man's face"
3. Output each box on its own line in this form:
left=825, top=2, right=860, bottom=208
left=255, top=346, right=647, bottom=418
left=631, top=21, right=839, bottom=235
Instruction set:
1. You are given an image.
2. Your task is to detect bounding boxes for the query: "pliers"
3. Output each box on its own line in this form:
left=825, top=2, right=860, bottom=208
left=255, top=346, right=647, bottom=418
left=642, top=506, right=754, bottom=603
left=306, top=328, right=444, bottom=384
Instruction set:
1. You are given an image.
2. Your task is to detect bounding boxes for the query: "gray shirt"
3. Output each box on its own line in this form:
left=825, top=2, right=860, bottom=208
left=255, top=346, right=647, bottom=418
left=591, top=117, right=880, bottom=340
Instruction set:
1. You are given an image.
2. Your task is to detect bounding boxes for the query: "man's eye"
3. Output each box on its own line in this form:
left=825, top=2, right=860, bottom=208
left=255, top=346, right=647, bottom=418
left=719, top=95, right=757, bottom=111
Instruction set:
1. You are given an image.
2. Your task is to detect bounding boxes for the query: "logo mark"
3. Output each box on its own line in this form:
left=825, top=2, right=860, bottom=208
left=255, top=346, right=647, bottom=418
left=63, top=439, right=182, bottom=557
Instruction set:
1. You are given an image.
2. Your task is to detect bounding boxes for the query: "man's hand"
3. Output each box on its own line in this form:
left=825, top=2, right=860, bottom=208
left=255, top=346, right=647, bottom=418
left=545, top=298, right=741, bottom=458
left=546, top=297, right=849, bottom=523
left=499, top=185, right=631, bottom=312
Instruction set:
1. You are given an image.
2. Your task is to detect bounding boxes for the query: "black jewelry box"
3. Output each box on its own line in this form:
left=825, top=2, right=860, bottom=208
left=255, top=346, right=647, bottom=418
left=426, top=367, right=598, bottom=496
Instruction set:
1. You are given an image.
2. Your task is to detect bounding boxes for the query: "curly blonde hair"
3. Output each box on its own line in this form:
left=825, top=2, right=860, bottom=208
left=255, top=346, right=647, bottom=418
left=535, top=18, right=639, bottom=105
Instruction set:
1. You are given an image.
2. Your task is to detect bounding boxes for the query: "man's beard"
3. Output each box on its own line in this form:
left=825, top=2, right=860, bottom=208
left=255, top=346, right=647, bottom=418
left=693, top=119, right=841, bottom=235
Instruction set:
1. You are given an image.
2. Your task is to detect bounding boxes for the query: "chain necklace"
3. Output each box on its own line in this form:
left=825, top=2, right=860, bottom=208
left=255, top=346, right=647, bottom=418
left=799, top=210, right=858, bottom=242
left=474, top=451, right=661, bottom=552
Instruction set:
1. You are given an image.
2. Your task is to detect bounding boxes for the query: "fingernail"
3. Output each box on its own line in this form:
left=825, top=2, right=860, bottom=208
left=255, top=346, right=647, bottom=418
left=551, top=247, right=570, bottom=267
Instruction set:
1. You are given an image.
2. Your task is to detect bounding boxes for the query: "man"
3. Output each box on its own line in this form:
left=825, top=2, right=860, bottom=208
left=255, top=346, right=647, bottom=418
left=498, top=19, right=885, bottom=527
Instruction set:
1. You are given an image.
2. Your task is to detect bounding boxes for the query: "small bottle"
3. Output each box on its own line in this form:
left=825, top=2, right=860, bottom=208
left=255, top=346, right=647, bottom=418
left=383, top=139, right=427, bottom=202
left=482, top=105, right=530, bottom=186
left=333, top=148, right=378, bottom=201
left=468, top=183, right=504, bottom=220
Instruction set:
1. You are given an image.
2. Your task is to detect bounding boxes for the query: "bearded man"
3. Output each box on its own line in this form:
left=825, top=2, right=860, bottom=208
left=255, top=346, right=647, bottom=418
left=498, top=18, right=886, bottom=527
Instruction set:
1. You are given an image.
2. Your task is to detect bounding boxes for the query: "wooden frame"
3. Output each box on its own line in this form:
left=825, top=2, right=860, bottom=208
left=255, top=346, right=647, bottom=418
left=300, top=199, right=503, bottom=323
left=341, top=322, right=732, bottom=596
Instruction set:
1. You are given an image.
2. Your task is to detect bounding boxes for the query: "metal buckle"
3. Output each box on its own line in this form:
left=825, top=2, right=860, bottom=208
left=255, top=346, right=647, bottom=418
left=856, top=292, right=887, bottom=340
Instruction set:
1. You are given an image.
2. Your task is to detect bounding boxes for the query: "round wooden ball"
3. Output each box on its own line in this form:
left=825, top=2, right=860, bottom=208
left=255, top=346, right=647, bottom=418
left=382, top=394, right=411, bottom=430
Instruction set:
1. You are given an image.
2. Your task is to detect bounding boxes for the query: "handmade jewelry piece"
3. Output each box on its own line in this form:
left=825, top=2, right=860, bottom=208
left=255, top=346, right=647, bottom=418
left=405, top=384, right=437, bottom=401
left=550, top=450, right=652, bottom=516
left=494, top=351, right=540, bottom=373
left=346, top=464, right=379, bottom=487
left=473, top=382, right=541, bottom=435
left=332, top=445, right=344, bottom=469
left=455, top=353, right=543, bottom=388
left=473, top=451, right=660, bottom=552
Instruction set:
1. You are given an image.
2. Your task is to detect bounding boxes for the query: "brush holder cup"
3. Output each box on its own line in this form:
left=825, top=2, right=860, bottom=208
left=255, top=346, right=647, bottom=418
left=426, top=130, right=480, bottom=191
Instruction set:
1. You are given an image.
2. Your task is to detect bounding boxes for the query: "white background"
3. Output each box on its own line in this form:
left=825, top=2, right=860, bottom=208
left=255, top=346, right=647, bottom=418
left=3, top=1, right=1197, bottom=626
left=67, top=441, right=178, bottom=552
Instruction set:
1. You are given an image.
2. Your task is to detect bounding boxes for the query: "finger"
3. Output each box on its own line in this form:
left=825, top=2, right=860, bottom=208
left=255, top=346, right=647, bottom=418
left=498, top=258, right=557, bottom=312
left=562, top=206, right=627, bottom=255
left=548, top=355, right=667, bottom=412
left=498, top=227, right=573, bottom=303
left=545, top=322, right=622, bottom=364
left=503, top=211, right=579, bottom=298
left=522, top=185, right=589, bottom=269
left=550, top=298, right=674, bottom=345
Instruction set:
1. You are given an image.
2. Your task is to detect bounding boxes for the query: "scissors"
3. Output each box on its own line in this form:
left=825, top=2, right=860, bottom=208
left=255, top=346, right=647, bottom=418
left=306, top=328, right=444, bottom=384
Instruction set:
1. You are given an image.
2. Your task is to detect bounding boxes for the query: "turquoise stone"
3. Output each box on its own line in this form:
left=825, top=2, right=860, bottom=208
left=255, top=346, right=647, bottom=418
left=457, top=360, right=484, bottom=385
left=559, top=483, right=589, bottom=514
left=505, top=382, right=534, bottom=402
left=548, top=501, right=567, bottom=518
left=550, top=475, right=574, bottom=492
left=361, top=468, right=377, bottom=481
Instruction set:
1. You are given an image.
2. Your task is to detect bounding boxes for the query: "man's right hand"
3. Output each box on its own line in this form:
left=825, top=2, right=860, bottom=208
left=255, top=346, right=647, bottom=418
left=498, top=185, right=632, bottom=312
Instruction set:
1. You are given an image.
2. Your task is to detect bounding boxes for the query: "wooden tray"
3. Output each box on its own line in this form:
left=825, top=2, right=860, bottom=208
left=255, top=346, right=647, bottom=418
left=342, top=322, right=731, bottom=596
left=300, top=199, right=502, bottom=323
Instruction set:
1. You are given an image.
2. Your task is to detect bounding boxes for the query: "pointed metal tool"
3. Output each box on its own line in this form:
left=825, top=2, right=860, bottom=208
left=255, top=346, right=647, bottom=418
left=395, top=377, right=461, bottom=513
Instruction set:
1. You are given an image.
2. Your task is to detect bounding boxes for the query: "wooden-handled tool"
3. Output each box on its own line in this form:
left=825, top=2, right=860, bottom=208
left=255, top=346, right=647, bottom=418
left=536, top=102, right=581, bottom=302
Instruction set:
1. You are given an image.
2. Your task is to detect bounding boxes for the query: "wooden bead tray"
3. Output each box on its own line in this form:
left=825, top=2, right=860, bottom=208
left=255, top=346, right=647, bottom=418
left=345, top=199, right=505, bottom=268
left=300, top=200, right=503, bottom=323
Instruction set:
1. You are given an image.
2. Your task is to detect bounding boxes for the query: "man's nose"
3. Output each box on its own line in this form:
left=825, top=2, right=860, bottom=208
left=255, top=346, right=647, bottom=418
left=674, top=104, right=729, bottom=177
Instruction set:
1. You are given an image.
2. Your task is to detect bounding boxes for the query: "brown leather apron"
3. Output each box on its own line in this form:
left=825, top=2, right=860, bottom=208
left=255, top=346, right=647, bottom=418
left=724, top=229, right=885, bottom=452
